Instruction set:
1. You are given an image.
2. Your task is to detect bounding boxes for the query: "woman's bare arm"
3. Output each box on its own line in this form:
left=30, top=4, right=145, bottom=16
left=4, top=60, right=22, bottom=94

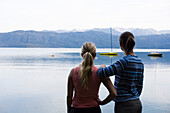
left=96, top=77, right=117, bottom=105
left=67, top=69, right=74, bottom=113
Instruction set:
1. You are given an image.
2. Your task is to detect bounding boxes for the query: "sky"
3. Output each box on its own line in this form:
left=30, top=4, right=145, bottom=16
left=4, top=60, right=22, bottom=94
left=1, top=0, right=170, bottom=32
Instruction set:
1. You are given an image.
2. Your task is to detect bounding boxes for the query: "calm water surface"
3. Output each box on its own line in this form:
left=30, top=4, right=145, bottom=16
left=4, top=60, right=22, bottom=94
left=0, top=48, right=170, bottom=113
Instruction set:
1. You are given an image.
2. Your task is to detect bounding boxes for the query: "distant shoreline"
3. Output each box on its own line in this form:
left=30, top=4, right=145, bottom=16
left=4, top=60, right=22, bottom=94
left=0, top=48, right=170, bottom=53
left=0, top=30, right=170, bottom=49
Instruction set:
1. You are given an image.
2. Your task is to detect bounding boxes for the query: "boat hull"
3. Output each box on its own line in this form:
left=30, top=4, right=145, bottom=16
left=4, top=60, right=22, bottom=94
left=148, top=53, right=163, bottom=57
left=100, top=52, right=118, bottom=55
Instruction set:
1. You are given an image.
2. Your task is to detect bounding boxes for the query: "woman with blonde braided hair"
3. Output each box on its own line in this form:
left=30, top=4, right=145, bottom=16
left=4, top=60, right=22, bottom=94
left=67, top=42, right=117, bottom=113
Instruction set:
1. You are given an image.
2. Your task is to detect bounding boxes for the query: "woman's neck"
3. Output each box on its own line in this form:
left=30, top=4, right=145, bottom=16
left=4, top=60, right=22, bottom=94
left=125, top=50, right=135, bottom=56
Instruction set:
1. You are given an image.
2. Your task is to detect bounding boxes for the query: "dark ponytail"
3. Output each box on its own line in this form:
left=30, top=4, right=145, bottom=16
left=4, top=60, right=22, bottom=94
left=119, top=32, right=135, bottom=54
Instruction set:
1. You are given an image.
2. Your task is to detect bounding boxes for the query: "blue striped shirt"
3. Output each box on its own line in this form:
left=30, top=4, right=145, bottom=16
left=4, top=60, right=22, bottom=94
left=98, top=55, right=144, bottom=102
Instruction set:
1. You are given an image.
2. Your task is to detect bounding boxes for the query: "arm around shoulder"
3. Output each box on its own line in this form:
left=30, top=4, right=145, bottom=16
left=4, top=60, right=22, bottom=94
left=97, top=65, right=116, bottom=78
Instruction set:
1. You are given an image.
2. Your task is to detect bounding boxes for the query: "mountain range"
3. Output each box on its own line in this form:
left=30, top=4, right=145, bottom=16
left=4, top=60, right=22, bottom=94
left=54, top=28, right=170, bottom=36
left=0, top=28, right=170, bottom=49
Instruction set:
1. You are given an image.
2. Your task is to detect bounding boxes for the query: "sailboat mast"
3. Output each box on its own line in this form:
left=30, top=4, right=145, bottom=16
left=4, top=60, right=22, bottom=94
left=110, top=27, right=112, bottom=52
left=99, top=27, right=118, bottom=56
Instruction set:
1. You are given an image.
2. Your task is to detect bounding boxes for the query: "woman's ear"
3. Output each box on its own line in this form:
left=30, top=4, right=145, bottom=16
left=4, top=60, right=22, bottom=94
left=119, top=42, right=122, bottom=47
left=81, top=53, right=83, bottom=57
left=94, top=53, right=96, bottom=58
left=119, top=42, right=124, bottom=51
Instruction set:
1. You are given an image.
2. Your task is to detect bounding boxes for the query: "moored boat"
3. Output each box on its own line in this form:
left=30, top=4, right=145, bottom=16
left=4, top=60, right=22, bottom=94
left=100, top=28, right=118, bottom=56
left=100, top=52, right=118, bottom=56
left=148, top=53, right=163, bottom=57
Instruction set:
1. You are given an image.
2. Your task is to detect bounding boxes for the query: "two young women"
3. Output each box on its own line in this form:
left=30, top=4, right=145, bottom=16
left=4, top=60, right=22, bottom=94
left=67, top=32, right=144, bottom=113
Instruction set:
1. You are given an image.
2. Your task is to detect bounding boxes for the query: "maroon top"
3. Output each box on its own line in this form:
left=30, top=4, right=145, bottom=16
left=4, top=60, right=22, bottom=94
left=72, top=66, right=101, bottom=108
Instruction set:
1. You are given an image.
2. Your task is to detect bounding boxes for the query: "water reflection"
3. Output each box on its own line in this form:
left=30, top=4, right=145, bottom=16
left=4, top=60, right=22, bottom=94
left=0, top=49, right=170, bottom=113
left=100, top=54, right=118, bottom=64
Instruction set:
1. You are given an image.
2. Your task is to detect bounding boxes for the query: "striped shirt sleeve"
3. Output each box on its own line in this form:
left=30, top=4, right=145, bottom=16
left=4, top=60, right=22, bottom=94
left=137, top=64, right=144, bottom=95
left=98, top=58, right=127, bottom=78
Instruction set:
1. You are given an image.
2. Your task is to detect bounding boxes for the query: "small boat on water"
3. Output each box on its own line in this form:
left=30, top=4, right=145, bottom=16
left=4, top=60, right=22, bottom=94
left=100, top=52, right=118, bottom=56
left=100, top=28, right=118, bottom=56
left=147, top=36, right=163, bottom=57
left=148, top=52, right=163, bottom=57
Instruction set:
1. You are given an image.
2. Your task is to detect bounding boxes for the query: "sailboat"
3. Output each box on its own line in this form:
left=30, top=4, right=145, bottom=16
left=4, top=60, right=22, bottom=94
left=148, top=52, right=162, bottom=57
left=100, top=28, right=118, bottom=56
left=148, top=36, right=163, bottom=57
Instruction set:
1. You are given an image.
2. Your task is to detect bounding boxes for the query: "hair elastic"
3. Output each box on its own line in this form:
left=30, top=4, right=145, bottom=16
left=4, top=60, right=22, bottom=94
left=82, top=52, right=95, bottom=58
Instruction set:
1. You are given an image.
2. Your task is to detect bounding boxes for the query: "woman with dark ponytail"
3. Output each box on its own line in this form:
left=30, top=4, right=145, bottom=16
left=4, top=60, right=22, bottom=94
left=119, top=32, right=135, bottom=55
left=67, top=42, right=117, bottom=113
left=98, top=32, right=144, bottom=113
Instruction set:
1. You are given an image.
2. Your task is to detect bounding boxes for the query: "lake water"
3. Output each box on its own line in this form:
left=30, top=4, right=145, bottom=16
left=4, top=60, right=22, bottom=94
left=0, top=48, right=170, bottom=113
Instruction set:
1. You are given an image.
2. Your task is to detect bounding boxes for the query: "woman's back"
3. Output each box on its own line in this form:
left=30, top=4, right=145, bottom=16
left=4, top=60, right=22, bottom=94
left=72, top=66, right=101, bottom=108
left=113, top=55, right=144, bottom=102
